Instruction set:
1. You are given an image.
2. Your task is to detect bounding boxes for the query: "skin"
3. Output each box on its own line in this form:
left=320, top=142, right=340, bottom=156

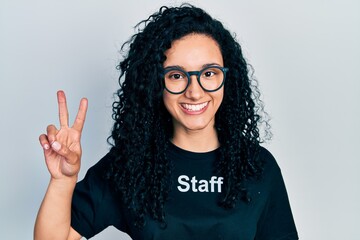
left=34, top=33, right=225, bottom=239
left=34, top=91, right=85, bottom=239
left=163, top=33, right=224, bottom=152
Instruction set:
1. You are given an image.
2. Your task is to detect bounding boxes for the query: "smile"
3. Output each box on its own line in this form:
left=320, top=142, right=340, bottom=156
left=181, top=102, right=209, bottom=112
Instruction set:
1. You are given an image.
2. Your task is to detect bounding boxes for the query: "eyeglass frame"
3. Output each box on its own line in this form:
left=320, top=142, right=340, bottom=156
left=163, top=65, right=229, bottom=94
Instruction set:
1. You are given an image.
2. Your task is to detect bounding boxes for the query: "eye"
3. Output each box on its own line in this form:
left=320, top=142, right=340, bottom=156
left=202, top=69, right=218, bottom=78
left=170, top=73, right=184, bottom=80
left=204, top=71, right=215, bottom=77
left=165, top=70, right=187, bottom=81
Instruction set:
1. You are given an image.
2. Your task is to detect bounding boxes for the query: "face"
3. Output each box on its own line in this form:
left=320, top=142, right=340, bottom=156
left=163, top=34, right=224, bottom=134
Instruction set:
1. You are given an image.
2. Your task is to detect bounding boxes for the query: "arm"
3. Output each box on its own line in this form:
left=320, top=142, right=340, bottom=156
left=34, top=91, right=87, bottom=240
left=35, top=178, right=81, bottom=240
left=254, top=158, right=298, bottom=240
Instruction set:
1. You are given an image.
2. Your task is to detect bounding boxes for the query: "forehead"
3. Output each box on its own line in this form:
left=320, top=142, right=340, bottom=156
left=163, top=34, right=223, bottom=69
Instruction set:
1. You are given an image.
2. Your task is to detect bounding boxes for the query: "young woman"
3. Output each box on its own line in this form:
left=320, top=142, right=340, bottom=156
left=35, top=4, right=298, bottom=240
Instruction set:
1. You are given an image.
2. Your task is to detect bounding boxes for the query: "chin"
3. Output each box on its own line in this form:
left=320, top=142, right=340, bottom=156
left=182, top=120, right=213, bottom=132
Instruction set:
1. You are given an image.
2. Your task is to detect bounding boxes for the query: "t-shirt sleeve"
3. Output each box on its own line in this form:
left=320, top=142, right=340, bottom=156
left=255, top=149, right=299, bottom=240
left=71, top=153, right=126, bottom=239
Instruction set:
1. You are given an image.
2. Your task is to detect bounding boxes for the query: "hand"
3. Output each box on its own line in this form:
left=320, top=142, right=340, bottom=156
left=39, top=90, right=88, bottom=180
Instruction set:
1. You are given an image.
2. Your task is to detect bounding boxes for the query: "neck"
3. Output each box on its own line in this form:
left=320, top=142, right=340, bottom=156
left=171, top=125, right=220, bottom=153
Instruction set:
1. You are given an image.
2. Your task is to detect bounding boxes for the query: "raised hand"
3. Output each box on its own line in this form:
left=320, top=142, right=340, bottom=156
left=39, top=90, right=88, bottom=180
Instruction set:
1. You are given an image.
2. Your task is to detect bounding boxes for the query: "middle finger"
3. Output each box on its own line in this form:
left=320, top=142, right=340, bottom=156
left=57, top=90, right=69, bottom=128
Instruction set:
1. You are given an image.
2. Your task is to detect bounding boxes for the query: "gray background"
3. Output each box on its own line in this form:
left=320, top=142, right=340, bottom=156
left=1, top=0, right=359, bottom=239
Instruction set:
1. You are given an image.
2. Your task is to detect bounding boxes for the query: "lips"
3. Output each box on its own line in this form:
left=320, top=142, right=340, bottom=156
left=181, top=102, right=209, bottom=112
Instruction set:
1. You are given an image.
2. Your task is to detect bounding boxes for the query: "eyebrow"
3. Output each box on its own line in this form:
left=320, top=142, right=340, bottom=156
left=164, top=63, right=222, bottom=70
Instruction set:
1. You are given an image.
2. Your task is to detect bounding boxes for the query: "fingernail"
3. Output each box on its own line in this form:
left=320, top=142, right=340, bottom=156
left=43, top=144, right=50, bottom=150
left=51, top=141, right=61, bottom=151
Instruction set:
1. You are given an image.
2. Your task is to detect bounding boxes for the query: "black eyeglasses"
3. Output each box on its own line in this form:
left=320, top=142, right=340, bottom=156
left=163, top=65, right=229, bottom=94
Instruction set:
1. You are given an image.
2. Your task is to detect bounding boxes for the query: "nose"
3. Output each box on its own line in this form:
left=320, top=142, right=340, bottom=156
left=184, top=75, right=204, bottom=100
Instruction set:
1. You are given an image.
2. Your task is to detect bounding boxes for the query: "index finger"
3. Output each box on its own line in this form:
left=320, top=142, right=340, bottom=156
left=57, top=90, right=69, bottom=128
left=72, top=97, right=88, bottom=132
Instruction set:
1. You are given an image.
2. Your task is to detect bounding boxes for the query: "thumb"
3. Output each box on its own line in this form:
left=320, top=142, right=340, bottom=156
left=51, top=141, right=79, bottom=165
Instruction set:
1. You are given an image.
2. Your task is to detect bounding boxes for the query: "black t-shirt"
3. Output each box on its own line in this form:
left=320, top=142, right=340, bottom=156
left=71, top=144, right=298, bottom=239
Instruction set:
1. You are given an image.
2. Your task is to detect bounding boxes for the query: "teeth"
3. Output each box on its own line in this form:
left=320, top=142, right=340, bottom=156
left=182, top=102, right=208, bottom=111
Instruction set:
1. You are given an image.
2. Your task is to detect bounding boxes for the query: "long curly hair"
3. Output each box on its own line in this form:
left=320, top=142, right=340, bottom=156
left=106, top=4, right=270, bottom=227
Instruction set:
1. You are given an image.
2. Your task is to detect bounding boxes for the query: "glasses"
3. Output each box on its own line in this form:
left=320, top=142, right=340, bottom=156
left=164, top=65, right=229, bottom=94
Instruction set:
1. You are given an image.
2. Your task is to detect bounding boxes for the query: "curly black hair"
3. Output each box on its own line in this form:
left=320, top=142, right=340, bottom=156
left=106, top=4, right=270, bottom=228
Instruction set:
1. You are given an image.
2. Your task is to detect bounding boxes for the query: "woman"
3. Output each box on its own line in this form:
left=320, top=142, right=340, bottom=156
left=35, top=4, right=298, bottom=240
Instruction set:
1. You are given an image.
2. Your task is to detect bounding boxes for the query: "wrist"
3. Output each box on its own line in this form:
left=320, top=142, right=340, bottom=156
left=48, top=176, right=78, bottom=193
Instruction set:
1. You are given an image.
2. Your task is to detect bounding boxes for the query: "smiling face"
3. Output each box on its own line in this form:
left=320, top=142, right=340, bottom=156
left=163, top=34, right=224, bottom=136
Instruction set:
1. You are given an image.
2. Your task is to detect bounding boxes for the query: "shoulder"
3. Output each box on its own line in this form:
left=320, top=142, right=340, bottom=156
left=73, top=150, right=121, bottom=207
left=258, top=146, right=280, bottom=172
left=75, top=150, right=116, bottom=193
left=253, top=147, right=298, bottom=239
left=85, top=150, right=115, bottom=177
left=72, top=151, right=125, bottom=237
left=256, top=146, right=285, bottom=187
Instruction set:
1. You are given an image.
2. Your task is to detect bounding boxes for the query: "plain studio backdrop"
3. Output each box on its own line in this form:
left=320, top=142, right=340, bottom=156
left=1, top=0, right=359, bottom=239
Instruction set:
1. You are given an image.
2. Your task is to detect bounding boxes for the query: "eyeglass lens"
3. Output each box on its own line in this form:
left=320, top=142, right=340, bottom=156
left=164, top=66, right=226, bottom=94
